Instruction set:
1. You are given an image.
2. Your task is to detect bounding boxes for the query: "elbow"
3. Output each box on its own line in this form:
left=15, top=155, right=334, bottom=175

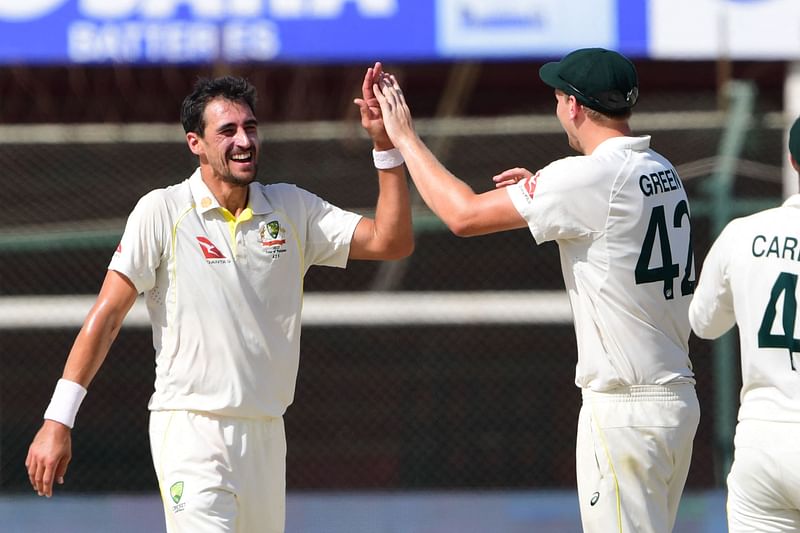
left=688, top=313, right=720, bottom=340
left=386, top=237, right=415, bottom=260
left=450, top=224, right=475, bottom=238
left=440, top=206, right=483, bottom=238
left=447, top=218, right=481, bottom=238
left=690, top=323, right=718, bottom=340
left=692, top=328, right=717, bottom=341
left=401, top=238, right=415, bottom=258
left=687, top=313, right=706, bottom=339
left=370, top=233, right=415, bottom=261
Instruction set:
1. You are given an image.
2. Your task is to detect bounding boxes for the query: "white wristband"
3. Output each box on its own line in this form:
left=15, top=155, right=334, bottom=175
left=43, top=379, right=87, bottom=429
left=372, top=148, right=404, bottom=169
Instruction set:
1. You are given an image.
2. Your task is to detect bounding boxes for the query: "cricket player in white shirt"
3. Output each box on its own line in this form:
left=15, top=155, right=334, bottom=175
left=25, top=64, right=413, bottom=533
left=689, top=116, right=800, bottom=532
left=373, top=48, right=700, bottom=533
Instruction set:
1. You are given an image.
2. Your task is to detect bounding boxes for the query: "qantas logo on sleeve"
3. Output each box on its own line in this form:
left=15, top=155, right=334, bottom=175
left=522, top=171, right=540, bottom=199
left=196, top=236, right=226, bottom=260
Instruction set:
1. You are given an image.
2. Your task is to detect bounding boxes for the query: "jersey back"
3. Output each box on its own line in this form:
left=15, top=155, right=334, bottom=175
left=508, top=136, right=695, bottom=390
left=691, top=197, right=800, bottom=422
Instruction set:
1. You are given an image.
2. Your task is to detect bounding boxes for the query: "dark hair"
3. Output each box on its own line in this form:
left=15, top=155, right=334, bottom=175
left=790, top=116, right=800, bottom=163
left=180, top=76, right=257, bottom=135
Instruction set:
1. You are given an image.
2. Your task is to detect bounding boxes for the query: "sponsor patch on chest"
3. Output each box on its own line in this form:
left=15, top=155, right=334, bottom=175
left=196, top=236, right=230, bottom=264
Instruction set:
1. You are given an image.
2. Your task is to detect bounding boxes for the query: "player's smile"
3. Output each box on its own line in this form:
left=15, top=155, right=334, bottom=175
left=231, top=151, right=252, bottom=162
left=226, top=148, right=257, bottom=184
left=230, top=150, right=254, bottom=166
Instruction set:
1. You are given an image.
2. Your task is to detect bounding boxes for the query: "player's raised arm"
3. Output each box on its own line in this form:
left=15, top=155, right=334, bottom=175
left=25, top=270, right=137, bottom=497
left=373, top=72, right=525, bottom=237
left=349, top=62, right=414, bottom=260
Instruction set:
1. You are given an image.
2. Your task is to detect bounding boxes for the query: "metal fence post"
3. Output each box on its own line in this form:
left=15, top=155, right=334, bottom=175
left=704, top=79, right=755, bottom=485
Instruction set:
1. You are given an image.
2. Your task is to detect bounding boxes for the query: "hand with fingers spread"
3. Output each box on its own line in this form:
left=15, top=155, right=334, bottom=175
left=25, top=420, right=72, bottom=498
left=353, top=61, right=394, bottom=150
left=492, top=167, right=534, bottom=188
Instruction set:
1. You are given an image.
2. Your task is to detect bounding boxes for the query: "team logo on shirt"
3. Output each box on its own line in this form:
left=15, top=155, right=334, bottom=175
left=259, top=220, right=287, bottom=260
left=521, top=171, right=540, bottom=201
left=196, top=236, right=229, bottom=264
left=170, top=481, right=186, bottom=513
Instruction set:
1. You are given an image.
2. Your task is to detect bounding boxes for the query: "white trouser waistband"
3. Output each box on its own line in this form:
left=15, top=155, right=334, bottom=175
left=582, top=383, right=695, bottom=403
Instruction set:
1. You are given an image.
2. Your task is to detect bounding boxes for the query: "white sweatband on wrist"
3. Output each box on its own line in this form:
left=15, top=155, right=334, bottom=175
left=372, top=148, right=404, bottom=169
left=43, top=379, right=87, bottom=429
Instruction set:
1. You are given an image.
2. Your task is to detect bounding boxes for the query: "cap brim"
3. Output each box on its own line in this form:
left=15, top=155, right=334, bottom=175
left=539, top=62, right=565, bottom=91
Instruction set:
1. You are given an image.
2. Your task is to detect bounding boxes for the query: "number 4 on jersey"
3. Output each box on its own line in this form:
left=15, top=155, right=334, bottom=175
left=635, top=200, right=695, bottom=299
left=758, top=271, right=800, bottom=371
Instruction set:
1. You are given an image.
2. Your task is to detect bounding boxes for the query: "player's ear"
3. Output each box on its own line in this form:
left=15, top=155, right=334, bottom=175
left=567, top=95, right=581, bottom=119
left=186, top=132, right=203, bottom=156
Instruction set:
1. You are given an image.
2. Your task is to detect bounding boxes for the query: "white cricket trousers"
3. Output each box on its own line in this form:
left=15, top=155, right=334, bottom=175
left=727, top=419, right=800, bottom=532
left=576, top=383, right=700, bottom=533
left=149, top=410, right=287, bottom=533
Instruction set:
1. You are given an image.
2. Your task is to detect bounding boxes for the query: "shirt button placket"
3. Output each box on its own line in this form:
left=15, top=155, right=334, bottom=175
left=236, top=233, right=247, bottom=265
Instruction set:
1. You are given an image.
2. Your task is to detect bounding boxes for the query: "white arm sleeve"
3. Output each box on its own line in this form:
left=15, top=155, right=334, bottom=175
left=689, top=222, right=737, bottom=339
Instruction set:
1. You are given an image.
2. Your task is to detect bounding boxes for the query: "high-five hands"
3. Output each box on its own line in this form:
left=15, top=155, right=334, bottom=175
left=353, top=61, right=393, bottom=150
left=373, top=70, right=533, bottom=191
left=371, top=72, right=416, bottom=149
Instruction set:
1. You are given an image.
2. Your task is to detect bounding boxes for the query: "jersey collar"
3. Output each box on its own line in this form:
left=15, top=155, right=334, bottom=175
left=592, top=135, right=651, bottom=155
left=189, top=169, right=220, bottom=214
left=188, top=168, right=274, bottom=216
left=247, top=181, right=273, bottom=215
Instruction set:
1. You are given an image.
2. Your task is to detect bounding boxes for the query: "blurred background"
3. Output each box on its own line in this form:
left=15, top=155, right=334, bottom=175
left=0, top=1, right=797, bottom=531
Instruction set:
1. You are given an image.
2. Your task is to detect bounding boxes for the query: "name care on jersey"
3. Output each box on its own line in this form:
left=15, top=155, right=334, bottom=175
left=507, top=136, right=696, bottom=391
left=110, top=169, right=361, bottom=418
left=690, top=195, right=800, bottom=423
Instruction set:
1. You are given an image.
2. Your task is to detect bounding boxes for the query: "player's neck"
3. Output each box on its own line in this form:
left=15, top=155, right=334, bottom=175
left=201, top=173, right=250, bottom=216
left=580, top=122, right=632, bottom=155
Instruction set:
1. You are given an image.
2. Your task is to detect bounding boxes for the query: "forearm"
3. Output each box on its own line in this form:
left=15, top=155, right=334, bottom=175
left=62, top=301, right=128, bottom=386
left=62, top=271, right=137, bottom=387
left=367, top=165, right=414, bottom=259
left=42, top=283, right=135, bottom=429
left=394, top=134, right=478, bottom=234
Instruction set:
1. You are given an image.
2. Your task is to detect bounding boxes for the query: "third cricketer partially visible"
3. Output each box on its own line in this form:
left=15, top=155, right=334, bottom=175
left=690, top=116, right=800, bottom=532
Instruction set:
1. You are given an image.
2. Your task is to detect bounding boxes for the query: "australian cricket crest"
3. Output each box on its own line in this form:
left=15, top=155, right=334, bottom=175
left=259, top=219, right=288, bottom=259
left=169, top=481, right=186, bottom=513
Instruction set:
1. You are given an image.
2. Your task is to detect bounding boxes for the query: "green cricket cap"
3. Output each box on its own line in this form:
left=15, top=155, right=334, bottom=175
left=539, top=48, right=639, bottom=114
left=790, top=116, right=800, bottom=163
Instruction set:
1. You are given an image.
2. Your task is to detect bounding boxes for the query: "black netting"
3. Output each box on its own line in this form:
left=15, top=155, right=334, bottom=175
left=0, top=116, right=779, bottom=494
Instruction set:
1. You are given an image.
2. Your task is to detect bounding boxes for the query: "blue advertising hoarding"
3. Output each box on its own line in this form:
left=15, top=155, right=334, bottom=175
left=0, top=0, right=649, bottom=64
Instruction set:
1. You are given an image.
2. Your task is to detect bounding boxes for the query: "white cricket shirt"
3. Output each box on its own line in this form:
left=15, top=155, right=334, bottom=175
left=507, top=136, right=696, bottom=391
left=690, top=195, right=800, bottom=422
left=109, top=169, right=362, bottom=418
